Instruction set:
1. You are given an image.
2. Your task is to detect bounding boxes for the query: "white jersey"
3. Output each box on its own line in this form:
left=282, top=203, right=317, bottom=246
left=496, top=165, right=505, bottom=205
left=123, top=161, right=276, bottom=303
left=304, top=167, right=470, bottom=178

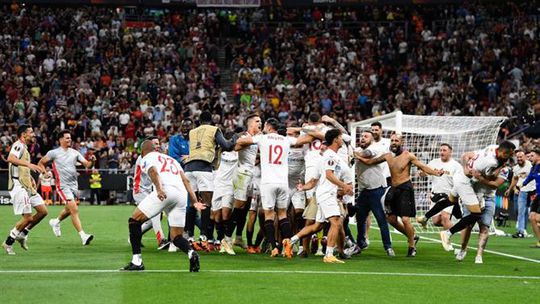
left=253, top=133, right=297, bottom=185
left=134, top=155, right=153, bottom=195
left=467, top=145, right=503, bottom=182
left=336, top=134, right=352, bottom=165
left=40, top=173, right=52, bottom=187
left=513, top=161, right=535, bottom=192
left=371, top=137, right=391, bottom=178
left=427, top=158, right=462, bottom=194
left=237, top=133, right=258, bottom=171
left=141, top=152, right=184, bottom=190
left=315, top=149, right=342, bottom=200
left=214, top=151, right=238, bottom=189
left=288, top=146, right=305, bottom=180
left=355, top=144, right=388, bottom=191
left=303, top=125, right=330, bottom=168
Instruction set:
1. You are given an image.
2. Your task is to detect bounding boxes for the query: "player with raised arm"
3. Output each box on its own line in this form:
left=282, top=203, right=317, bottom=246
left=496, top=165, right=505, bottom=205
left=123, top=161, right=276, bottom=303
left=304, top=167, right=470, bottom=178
left=132, top=136, right=168, bottom=250
left=439, top=141, right=516, bottom=251
left=416, top=143, right=463, bottom=237
left=356, top=133, right=443, bottom=257
left=235, top=118, right=312, bottom=258
left=39, top=131, right=95, bottom=245
left=293, top=129, right=354, bottom=263
left=122, top=140, right=205, bottom=271
left=2, top=125, right=47, bottom=255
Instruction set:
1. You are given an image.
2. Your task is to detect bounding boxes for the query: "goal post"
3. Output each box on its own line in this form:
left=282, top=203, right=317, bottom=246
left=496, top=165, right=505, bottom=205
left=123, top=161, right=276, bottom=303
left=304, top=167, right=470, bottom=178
left=349, top=111, right=507, bottom=233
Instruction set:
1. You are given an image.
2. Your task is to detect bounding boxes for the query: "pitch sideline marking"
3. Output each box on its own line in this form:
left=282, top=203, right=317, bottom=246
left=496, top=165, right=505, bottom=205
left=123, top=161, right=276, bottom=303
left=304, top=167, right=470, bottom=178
left=0, top=269, right=538, bottom=280
left=371, top=226, right=540, bottom=264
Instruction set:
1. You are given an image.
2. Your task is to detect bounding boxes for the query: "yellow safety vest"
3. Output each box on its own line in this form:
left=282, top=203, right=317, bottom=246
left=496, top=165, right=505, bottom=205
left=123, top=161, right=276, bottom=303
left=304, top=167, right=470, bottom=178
left=90, top=173, right=102, bottom=189
left=188, top=125, right=218, bottom=164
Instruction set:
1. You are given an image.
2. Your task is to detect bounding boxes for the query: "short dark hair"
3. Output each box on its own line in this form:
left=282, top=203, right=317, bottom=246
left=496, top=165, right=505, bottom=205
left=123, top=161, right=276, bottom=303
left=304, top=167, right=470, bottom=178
left=440, top=143, right=453, bottom=150
left=530, top=147, right=540, bottom=155
left=324, top=128, right=342, bottom=146
left=245, top=113, right=260, bottom=126
left=362, top=130, right=374, bottom=136
left=499, top=141, right=516, bottom=152
left=199, top=111, right=213, bottom=124
left=371, top=122, right=382, bottom=128
left=265, top=118, right=280, bottom=131
left=17, top=124, right=31, bottom=138
left=308, top=113, right=321, bottom=123
left=146, top=136, right=158, bottom=141
left=181, top=118, right=193, bottom=125
left=58, top=130, right=71, bottom=140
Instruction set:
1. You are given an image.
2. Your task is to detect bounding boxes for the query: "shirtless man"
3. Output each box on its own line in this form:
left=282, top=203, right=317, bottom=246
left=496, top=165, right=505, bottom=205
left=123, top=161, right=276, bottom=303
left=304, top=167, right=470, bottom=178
left=356, top=133, right=443, bottom=257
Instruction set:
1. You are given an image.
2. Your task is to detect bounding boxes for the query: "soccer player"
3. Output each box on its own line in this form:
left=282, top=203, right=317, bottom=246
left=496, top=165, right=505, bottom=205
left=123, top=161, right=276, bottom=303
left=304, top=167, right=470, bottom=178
left=212, top=143, right=238, bottom=255
left=286, top=128, right=306, bottom=254
left=521, top=148, right=540, bottom=248
left=133, top=136, right=168, bottom=249
left=293, top=129, right=353, bottom=263
left=505, top=150, right=535, bottom=238
left=455, top=166, right=509, bottom=263
left=2, top=125, right=47, bottom=255
left=224, top=114, right=261, bottom=253
left=356, top=133, right=443, bottom=257
left=39, top=130, right=95, bottom=245
left=352, top=131, right=393, bottom=256
left=122, top=140, right=205, bottom=271
left=184, top=111, right=236, bottom=249
left=246, top=159, right=263, bottom=253
left=235, top=118, right=312, bottom=258
left=416, top=143, right=462, bottom=236
left=439, top=142, right=516, bottom=251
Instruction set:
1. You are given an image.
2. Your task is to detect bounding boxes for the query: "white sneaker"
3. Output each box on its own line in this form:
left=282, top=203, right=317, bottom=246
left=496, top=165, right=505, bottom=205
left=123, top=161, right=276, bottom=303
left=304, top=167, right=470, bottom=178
left=82, top=234, right=94, bottom=246
left=475, top=255, right=483, bottom=264
left=16, top=235, right=28, bottom=251
left=2, top=242, right=15, bottom=255
left=439, top=230, right=453, bottom=252
left=168, top=242, right=178, bottom=252
left=315, top=248, right=324, bottom=256
left=221, top=239, right=236, bottom=256
left=455, top=250, right=467, bottom=261
left=296, top=246, right=304, bottom=256
left=49, top=219, right=61, bottom=237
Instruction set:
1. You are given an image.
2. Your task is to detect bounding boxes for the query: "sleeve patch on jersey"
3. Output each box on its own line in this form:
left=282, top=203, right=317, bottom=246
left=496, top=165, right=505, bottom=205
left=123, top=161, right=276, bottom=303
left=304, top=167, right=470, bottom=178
left=328, top=159, right=335, bottom=166
left=14, top=146, right=20, bottom=151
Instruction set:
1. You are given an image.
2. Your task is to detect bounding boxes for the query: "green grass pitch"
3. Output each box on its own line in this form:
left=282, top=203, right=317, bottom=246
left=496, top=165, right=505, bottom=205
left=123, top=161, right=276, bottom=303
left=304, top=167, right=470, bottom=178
left=0, top=205, right=539, bottom=304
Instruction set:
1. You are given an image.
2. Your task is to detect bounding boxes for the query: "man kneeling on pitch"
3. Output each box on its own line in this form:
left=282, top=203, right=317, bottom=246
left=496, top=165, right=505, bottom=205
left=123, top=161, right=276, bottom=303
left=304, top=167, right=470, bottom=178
left=122, top=140, right=205, bottom=272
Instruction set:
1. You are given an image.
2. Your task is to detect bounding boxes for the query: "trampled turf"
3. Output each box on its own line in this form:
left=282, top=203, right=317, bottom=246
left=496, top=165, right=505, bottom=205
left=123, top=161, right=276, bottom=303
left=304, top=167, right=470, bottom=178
left=1, top=205, right=538, bottom=304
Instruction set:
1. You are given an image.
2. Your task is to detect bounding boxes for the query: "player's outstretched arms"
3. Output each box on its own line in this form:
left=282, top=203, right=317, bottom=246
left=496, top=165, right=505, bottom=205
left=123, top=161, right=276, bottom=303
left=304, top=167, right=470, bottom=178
left=410, top=153, right=443, bottom=176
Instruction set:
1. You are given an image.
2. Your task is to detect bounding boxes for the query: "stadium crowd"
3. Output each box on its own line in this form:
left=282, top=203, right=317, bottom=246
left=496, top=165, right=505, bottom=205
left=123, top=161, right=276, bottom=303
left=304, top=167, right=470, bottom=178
left=0, top=2, right=539, bottom=173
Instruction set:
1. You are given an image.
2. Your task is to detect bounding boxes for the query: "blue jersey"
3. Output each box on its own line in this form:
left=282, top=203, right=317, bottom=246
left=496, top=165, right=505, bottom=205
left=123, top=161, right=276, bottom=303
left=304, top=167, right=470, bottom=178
left=523, top=164, right=540, bottom=196
left=169, top=134, right=189, bottom=168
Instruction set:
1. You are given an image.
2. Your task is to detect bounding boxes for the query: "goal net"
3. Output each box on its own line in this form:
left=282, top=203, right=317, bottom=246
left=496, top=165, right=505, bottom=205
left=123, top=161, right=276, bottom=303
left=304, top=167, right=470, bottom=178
left=349, top=111, right=507, bottom=233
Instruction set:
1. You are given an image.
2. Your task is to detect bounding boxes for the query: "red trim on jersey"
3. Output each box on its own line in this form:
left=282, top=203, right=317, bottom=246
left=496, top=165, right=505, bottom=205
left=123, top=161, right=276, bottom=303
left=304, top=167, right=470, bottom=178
left=52, top=162, right=68, bottom=202
left=133, top=164, right=142, bottom=194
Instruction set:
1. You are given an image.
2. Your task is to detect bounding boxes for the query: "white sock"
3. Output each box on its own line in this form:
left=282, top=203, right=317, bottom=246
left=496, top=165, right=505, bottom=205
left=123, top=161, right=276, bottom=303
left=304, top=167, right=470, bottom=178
left=224, top=236, right=232, bottom=243
left=140, top=220, right=152, bottom=233
left=131, top=254, right=142, bottom=266
left=326, top=246, right=334, bottom=257
left=9, top=228, right=20, bottom=239
left=188, top=249, right=194, bottom=259
left=55, top=218, right=61, bottom=224
left=150, top=215, right=163, bottom=242
left=78, top=231, right=86, bottom=239
left=290, top=235, right=299, bottom=244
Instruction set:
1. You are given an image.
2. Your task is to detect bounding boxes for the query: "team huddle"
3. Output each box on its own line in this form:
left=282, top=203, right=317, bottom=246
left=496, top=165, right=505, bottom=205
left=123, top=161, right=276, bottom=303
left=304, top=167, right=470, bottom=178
left=4, top=113, right=540, bottom=272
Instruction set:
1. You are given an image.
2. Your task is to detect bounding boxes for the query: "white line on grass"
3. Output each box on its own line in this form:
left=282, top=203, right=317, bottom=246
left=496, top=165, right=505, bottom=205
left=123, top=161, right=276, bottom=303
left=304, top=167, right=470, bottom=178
left=371, top=227, right=540, bottom=264
left=0, top=269, right=538, bottom=280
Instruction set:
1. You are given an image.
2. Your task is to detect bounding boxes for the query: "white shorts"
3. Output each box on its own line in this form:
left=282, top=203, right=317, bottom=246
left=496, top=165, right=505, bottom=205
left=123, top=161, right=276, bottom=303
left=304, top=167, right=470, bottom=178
left=289, top=187, right=306, bottom=209
left=304, top=166, right=319, bottom=199
left=249, top=194, right=261, bottom=211
left=133, top=192, right=151, bottom=205
left=185, top=171, right=214, bottom=192
left=315, top=195, right=341, bottom=223
left=212, top=194, right=234, bottom=211
left=10, top=184, right=44, bottom=215
left=260, top=184, right=289, bottom=210
left=451, top=174, right=481, bottom=206
left=57, top=186, right=79, bottom=202
left=138, top=186, right=187, bottom=228
left=233, top=168, right=253, bottom=201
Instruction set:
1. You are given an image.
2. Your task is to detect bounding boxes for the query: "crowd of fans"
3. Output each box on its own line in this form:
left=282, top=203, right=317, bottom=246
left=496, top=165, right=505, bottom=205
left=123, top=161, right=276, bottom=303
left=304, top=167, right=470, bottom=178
left=0, top=2, right=538, bottom=172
